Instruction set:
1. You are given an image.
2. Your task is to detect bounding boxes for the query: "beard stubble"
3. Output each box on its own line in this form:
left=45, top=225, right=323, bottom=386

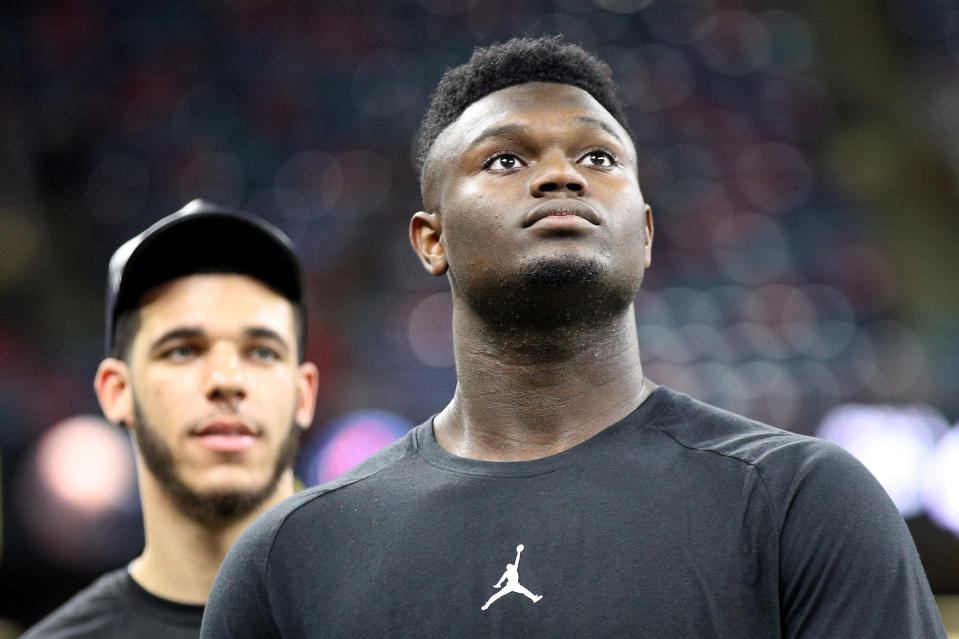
left=132, top=400, right=300, bottom=523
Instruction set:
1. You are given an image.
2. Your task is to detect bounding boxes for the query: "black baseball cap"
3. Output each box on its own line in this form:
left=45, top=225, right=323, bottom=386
left=105, top=199, right=303, bottom=357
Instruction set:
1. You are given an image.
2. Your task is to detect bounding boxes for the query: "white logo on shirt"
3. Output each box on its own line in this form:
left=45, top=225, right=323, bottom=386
left=481, top=544, right=543, bottom=611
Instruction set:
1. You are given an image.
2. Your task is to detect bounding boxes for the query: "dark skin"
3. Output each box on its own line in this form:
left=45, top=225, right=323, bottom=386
left=411, top=82, right=655, bottom=462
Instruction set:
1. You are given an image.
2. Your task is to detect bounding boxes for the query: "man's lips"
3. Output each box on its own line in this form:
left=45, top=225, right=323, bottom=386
left=194, top=419, right=256, bottom=437
left=522, top=200, right=601, bottom=228
left=191, top=419, right=258, bottom=453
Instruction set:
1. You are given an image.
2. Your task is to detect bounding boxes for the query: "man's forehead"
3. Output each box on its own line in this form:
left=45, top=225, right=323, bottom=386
left=425, top=82, right=633, bottom=180
left=137, top=273, right=294, bottom=331
left=443, top=83, right=625, bottom=149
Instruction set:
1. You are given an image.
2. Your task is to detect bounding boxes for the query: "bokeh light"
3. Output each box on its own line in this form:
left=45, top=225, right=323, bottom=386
left=33, top=415, right=134, bottom=514
left=15, top=415, right=140, bottom=567
left=757, top=9, right=814, bottom=73
left=696, top=10, right=771, bottom=75
left=352, top=49, right=424, bottom=117
left=712, top=212, right=789, bottom=285
left=822, top=245, right=895, bottom=316
left=818, top=404, right=948, bottom=517
left=407, top=292, right=455, bottom=368
left=923, top=426, right=959, bottom=535
left=759, top=74, right=835, bottom=142
left=301, top=410, right=413, bottom=486
left=592, top=0, right=654, bottom=15
left=735, top=141, right=812, bottom=213
left=324, top=149, right=392, bottom=219
left=275, top=150, right=341, bottom=219
left=639, top=0, right=715, bottom=44
left=618, top=44, right=695, bottom=112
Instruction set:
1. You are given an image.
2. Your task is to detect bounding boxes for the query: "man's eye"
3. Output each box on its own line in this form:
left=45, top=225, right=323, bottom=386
left=485, top=154, right=524, bottom=171
left=163, top=345, right=198, bottom=361
left=579, top=150, right=616, bottom=167
left=249, top=346, right=279, bottom=362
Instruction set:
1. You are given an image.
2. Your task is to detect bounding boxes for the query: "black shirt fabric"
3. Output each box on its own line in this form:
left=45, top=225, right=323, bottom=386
left=23, top=568, right=204, bottom=639
left=201, top=386, right=946, bottom=638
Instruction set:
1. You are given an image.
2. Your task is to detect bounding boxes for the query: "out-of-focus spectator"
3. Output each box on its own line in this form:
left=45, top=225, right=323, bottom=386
left=1, top=0, right=957, bottom=632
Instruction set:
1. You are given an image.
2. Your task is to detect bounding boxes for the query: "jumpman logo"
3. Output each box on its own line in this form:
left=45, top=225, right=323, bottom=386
left=481, top=544, right=543, bottom=611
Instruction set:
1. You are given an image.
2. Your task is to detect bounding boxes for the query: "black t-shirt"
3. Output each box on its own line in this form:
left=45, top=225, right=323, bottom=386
left=201, top=386, right=946, bottom=638
left=23, top=568, right=204, bottom=639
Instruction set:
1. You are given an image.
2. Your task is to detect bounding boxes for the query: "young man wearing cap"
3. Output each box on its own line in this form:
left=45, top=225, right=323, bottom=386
left=24, top=200, right=319, bottom=638
left=202, top=37, right=945, bottom=637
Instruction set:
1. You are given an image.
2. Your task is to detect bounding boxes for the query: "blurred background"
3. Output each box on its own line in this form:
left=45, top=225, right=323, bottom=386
left=1, top=0, right=958, bottom=634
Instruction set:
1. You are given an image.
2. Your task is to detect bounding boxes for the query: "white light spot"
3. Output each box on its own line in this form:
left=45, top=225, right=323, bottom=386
left=818, top=404, right=947, bottom=517
left=34, top=415, right=136, bottom=516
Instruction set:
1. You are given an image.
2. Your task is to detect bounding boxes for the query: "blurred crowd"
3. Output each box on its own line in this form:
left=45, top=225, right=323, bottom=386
left=1, top=0, right=958, bottom=632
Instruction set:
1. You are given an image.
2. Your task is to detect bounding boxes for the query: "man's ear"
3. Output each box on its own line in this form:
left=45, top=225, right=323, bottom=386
left=94, top=358, right=134, bottom=429
left=643, top=205, right=654, bottom=268
left=294, top=362, right=320, bottom=429
left=409, top=211, right=448, bottom=276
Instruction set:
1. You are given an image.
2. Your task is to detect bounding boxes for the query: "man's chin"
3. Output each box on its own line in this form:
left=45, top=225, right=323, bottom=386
left=132, top=400, right=302, bottom=523
left=459, top=253, right=638, bottom=331
left=166, top=477, right=284, bottom=522
left=517, top=253, right=604, bottom=288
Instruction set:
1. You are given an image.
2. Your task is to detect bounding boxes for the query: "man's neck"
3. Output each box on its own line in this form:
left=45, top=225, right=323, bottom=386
left=130, top=470, right=295, bottom=605
left=434, top=304, right=652, bottom=462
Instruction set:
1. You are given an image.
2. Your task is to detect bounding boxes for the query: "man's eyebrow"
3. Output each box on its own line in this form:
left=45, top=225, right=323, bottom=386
left=465, top=118, right=623, bottom=153
left=149, top=327, right=291, bottom=352
left=574, top=116, right=623, bottom=143
left=465, top=123, right=531, bottom=152
left=244, top=327, right=290, bottom=351
left=149, top=327, right=204, bottom=351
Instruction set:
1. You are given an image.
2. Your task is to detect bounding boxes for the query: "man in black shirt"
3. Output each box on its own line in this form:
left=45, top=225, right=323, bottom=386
left=25, top=200, right=320, bottom=638
left=201, top=37, right=946, bottom=637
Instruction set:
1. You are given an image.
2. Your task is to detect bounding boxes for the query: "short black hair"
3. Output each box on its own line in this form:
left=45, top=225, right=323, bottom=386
left=414, top=35, right=633, bottom=177
left=110, top=308, right=141, bottom=362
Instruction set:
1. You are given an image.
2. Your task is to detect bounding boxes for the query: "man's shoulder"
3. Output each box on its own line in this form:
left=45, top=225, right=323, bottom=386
left=652, top=386, right=886, bottom=520
left=652, top=385, right=839, bottom=470
left=21, top=569, right=128, bottom=639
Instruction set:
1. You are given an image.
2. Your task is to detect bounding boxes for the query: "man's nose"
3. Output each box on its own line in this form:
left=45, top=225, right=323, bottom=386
left=529, top=151, right=586, bottom=197
left=205, top=343, right=247, bottom=404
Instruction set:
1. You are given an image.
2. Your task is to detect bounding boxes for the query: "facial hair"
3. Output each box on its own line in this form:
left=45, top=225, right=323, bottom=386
left=132, top=400, right=300, bottom=523
left=454, top=252, right=640, bottom=334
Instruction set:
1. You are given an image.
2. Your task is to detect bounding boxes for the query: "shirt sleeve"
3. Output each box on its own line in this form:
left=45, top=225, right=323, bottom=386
left=768, top=440, right=947, bottom=638
left=200, top=509, right=284, bottom=639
